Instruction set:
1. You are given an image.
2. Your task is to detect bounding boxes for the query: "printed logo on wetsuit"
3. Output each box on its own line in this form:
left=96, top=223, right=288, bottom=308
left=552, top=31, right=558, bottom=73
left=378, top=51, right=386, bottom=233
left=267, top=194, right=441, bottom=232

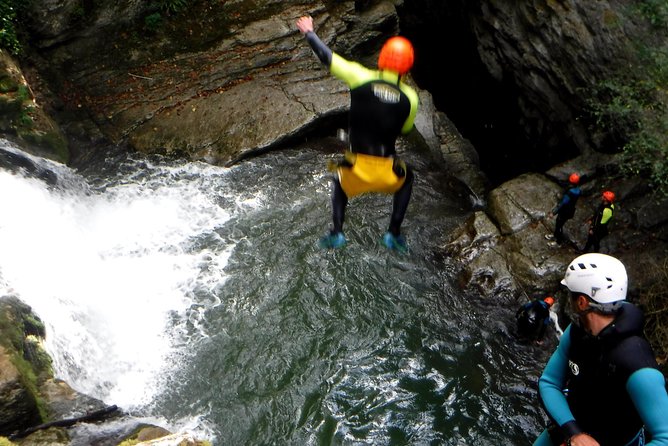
left=568, top=360, right=580, bottom=376
left=372, top=83, right=401, bottom=103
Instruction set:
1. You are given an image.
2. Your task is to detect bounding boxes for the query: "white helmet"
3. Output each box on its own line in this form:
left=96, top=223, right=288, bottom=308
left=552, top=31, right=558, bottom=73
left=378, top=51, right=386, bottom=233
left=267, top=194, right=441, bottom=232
left=561, top=253, right=627, bottom=304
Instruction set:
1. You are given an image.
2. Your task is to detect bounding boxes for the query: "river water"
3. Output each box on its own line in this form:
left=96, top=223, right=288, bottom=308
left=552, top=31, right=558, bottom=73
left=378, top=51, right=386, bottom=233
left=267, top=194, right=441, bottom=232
left=0, top=138, right=554, bottom=444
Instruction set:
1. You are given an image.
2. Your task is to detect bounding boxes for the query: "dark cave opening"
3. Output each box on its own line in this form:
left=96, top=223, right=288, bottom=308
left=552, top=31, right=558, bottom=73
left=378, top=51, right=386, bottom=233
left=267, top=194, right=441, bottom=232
left=397, top=2, right=578, bottom=187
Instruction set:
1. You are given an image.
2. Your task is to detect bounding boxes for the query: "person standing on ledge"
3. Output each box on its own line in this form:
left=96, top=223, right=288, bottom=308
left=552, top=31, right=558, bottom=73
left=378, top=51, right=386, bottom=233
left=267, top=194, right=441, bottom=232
left=295, top=15, right=419, bottom=252
left=583, top=190, right=615, bottom=253
left=550, top=173, right=581, bottom=245
left=534, top=253, right=668, bottom=446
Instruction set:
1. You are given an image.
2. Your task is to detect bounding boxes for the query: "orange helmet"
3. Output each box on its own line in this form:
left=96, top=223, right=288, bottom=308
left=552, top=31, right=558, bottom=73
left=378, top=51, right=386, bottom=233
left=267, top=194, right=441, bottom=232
left=569, top=173, right=580, bottom=185
left=544, top=296, right=555, bottom=306
left=378, top=36, right=414, bottom=75
left=602, top=190, right=615, bottom=202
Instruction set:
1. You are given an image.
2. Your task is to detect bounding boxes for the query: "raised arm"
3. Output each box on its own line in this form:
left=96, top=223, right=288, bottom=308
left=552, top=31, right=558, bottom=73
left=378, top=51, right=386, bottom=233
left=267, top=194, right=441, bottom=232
left=296, top=16, right=332, bottom=67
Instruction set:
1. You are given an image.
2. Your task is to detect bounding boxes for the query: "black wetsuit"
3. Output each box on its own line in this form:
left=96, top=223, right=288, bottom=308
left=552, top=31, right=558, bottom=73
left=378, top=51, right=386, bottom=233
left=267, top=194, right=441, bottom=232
left=516, top=300, right=551, bottom=342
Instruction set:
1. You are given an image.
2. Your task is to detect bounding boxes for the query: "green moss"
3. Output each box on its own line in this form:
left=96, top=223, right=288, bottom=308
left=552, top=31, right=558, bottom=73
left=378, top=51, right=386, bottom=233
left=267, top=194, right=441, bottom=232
left=602, top=9, right=621, bottom=27
left=0, top=299, right=52, bottom=423
left=18, top=128, right=70, bottom=164
left=9, top=353, right=49, bottom=422
left=0, top=298, right=53, bottom=422
left=0, top=74, right=18, bottom=93
left=0, top=304, right=24, bottom=353
left=0, top=437, right=18, bottom=446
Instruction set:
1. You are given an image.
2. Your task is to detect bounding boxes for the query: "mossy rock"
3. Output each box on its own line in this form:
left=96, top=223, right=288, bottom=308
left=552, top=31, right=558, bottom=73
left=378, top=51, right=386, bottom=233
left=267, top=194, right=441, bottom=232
left=18, top=426, right=69, bottom=445
left=0, top=297, right=52, bottom=434
left=18, top=128, right=70, bottom=164
left=0, top=51, right=70, bottom=164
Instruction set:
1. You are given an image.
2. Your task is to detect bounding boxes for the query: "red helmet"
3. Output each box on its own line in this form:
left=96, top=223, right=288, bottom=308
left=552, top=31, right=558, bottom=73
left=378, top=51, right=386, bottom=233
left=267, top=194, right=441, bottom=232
left=602, top=190, right=615, bottom=202
left=378, top=36, right=414, bottom=75
left=544, top=296, right=555, bottom=306
left=569, top=173, right=580, bottom=185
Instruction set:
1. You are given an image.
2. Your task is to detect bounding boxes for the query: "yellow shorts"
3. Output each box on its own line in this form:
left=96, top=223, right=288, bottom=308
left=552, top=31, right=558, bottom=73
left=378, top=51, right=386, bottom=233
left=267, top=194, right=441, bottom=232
left=338, top=153, right=405, bottom=198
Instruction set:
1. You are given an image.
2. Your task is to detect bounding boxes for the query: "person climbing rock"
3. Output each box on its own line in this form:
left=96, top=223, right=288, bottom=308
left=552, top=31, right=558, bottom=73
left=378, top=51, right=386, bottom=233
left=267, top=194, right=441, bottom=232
left=515, top=296, right=555, bottom=344
left=583, top=190, right=615, bottom=253
left=550, top=173, right=581, bottom=245
left=295, top=15, right=419, bottom=252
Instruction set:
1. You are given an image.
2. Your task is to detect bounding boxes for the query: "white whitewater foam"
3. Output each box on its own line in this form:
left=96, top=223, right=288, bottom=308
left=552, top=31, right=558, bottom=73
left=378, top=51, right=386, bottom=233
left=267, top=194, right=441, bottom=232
left=0, top=148, right=234, bottom=410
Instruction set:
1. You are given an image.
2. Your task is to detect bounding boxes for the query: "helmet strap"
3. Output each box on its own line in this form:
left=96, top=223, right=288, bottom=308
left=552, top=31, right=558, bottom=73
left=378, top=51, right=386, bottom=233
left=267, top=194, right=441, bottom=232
left=586, top=300, right=623, bottom=316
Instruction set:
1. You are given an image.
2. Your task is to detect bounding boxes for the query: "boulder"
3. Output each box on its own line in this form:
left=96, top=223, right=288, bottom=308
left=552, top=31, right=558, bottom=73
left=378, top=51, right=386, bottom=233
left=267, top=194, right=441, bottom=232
left=445, top=174, right=579, bottom=301
left=487, top=173, right=561, bottom=235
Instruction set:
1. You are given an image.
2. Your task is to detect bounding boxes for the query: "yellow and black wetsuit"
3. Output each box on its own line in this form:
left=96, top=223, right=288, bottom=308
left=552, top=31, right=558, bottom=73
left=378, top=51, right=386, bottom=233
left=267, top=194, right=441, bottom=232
left=583, top=202, right=614, bottom=253
left=304, top=31, right=419, bottom=236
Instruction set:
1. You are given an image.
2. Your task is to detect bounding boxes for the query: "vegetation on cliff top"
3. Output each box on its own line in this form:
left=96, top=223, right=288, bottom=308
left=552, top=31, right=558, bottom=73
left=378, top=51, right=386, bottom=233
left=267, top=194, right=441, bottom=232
left=586, top=2, right=668, bottom=197
left=0, top=0, right=22, bottom=55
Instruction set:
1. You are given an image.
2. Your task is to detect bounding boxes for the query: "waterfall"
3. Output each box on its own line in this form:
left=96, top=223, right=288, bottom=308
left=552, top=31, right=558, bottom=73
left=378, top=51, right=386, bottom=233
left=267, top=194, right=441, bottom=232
left=0, top=139, right=233, bottom=410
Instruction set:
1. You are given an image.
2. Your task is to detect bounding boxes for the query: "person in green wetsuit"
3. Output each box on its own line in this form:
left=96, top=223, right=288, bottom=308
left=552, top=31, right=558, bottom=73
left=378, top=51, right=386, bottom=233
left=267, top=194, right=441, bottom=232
left=296, top=15, right=419, bottom=252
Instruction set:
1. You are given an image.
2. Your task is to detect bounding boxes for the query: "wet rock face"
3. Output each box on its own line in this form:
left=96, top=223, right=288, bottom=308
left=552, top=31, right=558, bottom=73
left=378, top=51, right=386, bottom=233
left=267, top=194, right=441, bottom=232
left=21, top=0, right=402, bottom=165
left=467, top=0, right=641, bottom=152
left=21, top=0, right=645, bottom=170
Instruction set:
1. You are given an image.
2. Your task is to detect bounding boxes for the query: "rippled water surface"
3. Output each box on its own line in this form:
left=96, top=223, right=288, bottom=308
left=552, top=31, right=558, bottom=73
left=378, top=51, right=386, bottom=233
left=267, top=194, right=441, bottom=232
left=0, top=139, right=553, bottom=444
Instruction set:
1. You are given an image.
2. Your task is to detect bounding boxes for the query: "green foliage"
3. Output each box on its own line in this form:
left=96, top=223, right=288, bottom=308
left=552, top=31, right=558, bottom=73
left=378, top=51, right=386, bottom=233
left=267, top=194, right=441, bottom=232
left=637, top=0, right=668, bottom=28
left=158, top=0, right=188, bottom=14
left=16, top=83, right=29, bottom=101
left=144, top=12, right=163, bottom=32
left=586, top=35, right=668, bottom=196
left=144, top=0, right=189, bottom=32
left=0, top=0, right=21, bottom=54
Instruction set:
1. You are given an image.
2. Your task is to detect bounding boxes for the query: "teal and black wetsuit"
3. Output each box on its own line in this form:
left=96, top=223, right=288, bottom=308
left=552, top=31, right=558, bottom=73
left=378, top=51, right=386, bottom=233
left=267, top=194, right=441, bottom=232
left=304, top=31, right=419, bottom=236
left=534, top=303, right=668, bottom=446
left=552, top=186, right=581, bottom=243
